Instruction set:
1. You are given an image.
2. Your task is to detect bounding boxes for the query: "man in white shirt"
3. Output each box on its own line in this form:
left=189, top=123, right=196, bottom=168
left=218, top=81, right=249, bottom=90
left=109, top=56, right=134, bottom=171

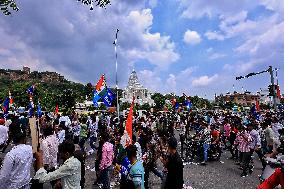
left=34, top=140, right=81, bottom=189
left=0, top=119, right=8, bottom=148
left=0, top=124, right=33, bottom=189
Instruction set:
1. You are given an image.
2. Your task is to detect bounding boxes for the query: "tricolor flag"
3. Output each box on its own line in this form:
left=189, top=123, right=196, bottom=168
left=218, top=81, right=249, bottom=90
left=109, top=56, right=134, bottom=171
left=93, top=75, right=106, bottom=107
left=2, top=97, right=10, bottom=117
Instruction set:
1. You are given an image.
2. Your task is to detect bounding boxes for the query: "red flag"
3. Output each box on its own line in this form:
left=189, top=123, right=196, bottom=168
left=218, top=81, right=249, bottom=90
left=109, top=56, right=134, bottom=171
left=256, top=100, right=260, bottom=111
left=277, top=85, right=281, bottom=98
left=9, top=98, right=13, bottom=104
left=9, top=91, right=13, bottom=104
left=55, top=104, right=59, bottom=114
left=125, top=99, right=134, bottom=146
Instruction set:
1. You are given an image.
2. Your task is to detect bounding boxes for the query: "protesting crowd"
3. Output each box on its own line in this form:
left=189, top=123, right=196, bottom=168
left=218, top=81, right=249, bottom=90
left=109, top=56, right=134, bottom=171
left=0, top=107, right=284, bottom=189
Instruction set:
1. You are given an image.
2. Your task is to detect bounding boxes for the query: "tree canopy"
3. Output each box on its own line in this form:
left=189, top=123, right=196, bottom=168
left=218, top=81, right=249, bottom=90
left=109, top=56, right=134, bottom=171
left=1, top=0, right=111, bottom=16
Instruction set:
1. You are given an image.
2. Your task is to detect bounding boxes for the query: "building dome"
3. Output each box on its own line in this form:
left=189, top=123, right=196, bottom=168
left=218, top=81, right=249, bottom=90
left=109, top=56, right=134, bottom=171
left=120, top=69, right=154, bottom=106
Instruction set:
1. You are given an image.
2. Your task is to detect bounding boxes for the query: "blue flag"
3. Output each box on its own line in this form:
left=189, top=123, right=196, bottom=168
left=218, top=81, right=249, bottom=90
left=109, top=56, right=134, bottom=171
left=175, top=102, right=180, bottom=110
left=27, top=85, right=35, bottom=96
left=37, top=103, right=42, bottom=118
left=186, top=100, right=193, bottom=110
left=3, top=97, right=10, bottom=117
left=102, top=88, right=116, bottom=107
left=28, top=100, right=34, bottom=117
left=93, top=91, right=101, bottom=107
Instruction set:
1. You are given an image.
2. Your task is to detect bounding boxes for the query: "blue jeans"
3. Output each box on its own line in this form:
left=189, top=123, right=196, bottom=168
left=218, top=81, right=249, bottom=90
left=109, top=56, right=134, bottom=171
left=203, top=143, right=210, bottom=162
left=90, top=135, right=97, bottom=150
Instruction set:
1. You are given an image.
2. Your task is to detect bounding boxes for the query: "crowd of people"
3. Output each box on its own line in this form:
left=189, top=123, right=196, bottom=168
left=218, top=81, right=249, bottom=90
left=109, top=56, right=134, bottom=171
left=0, top=108, right=284, bottom=189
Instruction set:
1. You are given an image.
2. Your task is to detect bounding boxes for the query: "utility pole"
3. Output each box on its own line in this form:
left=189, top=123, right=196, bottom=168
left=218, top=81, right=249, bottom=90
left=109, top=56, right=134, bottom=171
left=236, top=66, right=278, bottom=110
left=268, top=66, right=277, bottom=110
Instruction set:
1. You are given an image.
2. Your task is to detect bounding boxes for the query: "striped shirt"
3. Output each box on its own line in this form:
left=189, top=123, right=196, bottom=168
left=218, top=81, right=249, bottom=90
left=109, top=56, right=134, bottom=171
left=234, top=131, right=252, bottom=152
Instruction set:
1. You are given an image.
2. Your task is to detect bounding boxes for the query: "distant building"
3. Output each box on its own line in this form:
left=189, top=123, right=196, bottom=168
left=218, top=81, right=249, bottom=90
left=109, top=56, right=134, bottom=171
left=0, top=66, right=66, bottom=83
left=215, top=91, right=260, bottom=106
left=23, top=66, right=30, bottom=74
left=257, top=89, right=273, bottom=105
left=120, top=70, right=154, bottom=106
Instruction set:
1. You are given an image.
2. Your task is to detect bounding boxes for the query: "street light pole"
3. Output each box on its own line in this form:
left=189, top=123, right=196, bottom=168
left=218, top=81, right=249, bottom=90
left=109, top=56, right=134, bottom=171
left=114, top=29, right=120, bottom=118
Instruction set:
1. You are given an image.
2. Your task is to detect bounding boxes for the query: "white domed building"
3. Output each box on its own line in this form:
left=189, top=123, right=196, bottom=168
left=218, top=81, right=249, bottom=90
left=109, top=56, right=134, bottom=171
left=120, top=70, right=154, bottom=106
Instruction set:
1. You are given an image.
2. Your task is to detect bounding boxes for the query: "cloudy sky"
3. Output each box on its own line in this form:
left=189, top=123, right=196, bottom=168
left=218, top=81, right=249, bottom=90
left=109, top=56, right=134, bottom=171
left=0, top=0, right=284, bottom=99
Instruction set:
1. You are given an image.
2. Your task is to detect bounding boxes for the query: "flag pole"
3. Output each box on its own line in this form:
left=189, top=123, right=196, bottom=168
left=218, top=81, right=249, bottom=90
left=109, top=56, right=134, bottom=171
left=114, top=29, right=120, bottom=119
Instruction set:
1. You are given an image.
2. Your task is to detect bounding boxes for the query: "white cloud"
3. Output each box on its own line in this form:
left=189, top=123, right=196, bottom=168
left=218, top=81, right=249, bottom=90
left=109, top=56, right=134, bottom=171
left=0, top=2, right=180, bottom=86
left=124, top=9, right=180, bottom=69
left=166, top=74, right=177, bottom=93
left=235, top=21, right=284, bottom=56
left=183, top=30, right=201, bottom=45
left=205, top=31, right=225, bottom=41
left=192, top=74, right=219, bottom=87
left=138, top=70, right=163, bottom=92
left=209, top=53, right=227, bottom=60
left=206, top=47, right=213, bottom=53
left=148, top=0, right=158, bottom=8
left=179, top=0, right=258, bottom=19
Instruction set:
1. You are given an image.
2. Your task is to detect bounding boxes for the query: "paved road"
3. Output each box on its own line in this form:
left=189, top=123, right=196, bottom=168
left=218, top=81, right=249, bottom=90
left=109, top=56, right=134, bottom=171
left=84, top=144, right=262, bottom=189
left=1, top=138, right=262, bottom=189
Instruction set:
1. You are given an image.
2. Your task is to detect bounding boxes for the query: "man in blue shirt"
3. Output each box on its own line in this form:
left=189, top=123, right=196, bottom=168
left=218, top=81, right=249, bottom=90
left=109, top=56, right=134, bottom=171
left=127, top=145, right=145, bottom=189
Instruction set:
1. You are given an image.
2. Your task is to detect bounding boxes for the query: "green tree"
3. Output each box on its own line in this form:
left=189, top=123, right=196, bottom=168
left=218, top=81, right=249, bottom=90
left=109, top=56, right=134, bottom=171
left=0, top=0, right=19, bottom=16
left=1, top=0, right=111, bottom=16
left=151, top=93, right=165, bottom=110
left=84, top=82, right=94, bottom=100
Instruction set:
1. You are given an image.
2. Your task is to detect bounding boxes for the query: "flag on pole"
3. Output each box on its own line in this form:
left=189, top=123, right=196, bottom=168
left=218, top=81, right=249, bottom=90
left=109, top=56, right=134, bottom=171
left=9, top=91, right=13, bottom=104
left=102, top=88, right=116, bottom=107
left=186, top=99, right=193, bottom=110
left=174, top=102, right=180, bottom=110
left=277, top=85, right=281, bottom=98
left=125, top=98, right=134, bottom=146
left=28, top=97, right=34, bottom=117
left=93, top=75, right=106, bottom=107
left=2, top=97, right=10, bottom=117
left=27, top=85, right=35, bottom=96
left=256, top=100, right=260, bottom=112
left=37, top=103, right=42, bottom=118
left=55, top=104, right=59, bottom=115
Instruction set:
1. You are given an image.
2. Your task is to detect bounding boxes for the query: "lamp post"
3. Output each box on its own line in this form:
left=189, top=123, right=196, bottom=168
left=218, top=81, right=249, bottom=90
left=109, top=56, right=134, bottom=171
left=113, top=29, right=120, bottom=118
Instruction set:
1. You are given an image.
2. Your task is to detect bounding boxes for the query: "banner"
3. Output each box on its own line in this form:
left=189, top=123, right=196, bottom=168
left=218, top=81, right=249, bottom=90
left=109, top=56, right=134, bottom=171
left=29, top=118, right=40, bottom=153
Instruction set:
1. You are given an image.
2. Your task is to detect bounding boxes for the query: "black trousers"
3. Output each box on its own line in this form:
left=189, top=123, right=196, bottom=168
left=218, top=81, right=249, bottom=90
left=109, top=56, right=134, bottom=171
left=240, top=152, right=251, bottom=174
left=250, top=148, right=266, bottom=169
